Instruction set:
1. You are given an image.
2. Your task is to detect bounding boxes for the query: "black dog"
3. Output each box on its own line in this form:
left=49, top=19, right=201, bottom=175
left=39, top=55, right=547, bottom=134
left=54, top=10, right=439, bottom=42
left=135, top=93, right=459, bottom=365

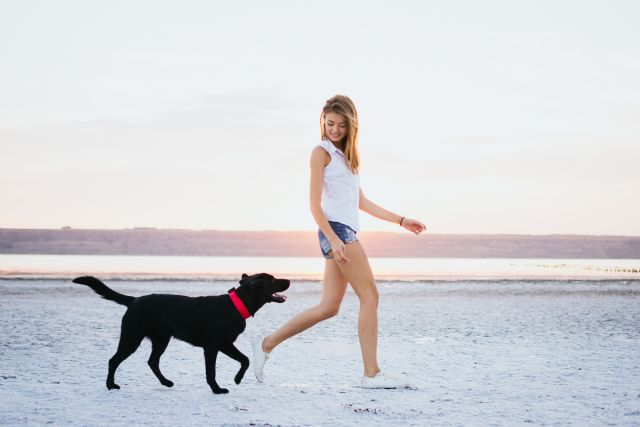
left=73, top=273, right=289, bottom=394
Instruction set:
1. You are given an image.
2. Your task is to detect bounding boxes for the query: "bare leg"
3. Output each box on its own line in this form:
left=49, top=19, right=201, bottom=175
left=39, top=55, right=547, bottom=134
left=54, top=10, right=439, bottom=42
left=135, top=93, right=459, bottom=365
left=333, top=241, right=381, bottom=378
left=262, top=259, right=348, bottom=352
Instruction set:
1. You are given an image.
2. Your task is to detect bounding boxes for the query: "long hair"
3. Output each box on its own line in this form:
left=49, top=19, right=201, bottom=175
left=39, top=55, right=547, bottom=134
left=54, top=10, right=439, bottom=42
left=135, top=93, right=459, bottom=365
left=320, top=95, right=359, bottom=174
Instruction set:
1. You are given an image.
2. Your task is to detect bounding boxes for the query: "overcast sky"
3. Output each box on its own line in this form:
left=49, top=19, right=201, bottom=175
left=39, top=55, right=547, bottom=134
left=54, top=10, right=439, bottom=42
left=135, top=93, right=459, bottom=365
left=1, top=1, right=638, bottom=235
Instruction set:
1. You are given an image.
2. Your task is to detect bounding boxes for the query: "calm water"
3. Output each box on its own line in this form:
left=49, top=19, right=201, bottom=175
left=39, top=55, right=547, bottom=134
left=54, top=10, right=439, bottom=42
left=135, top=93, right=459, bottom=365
left=0, top=254, right=639, bottom=281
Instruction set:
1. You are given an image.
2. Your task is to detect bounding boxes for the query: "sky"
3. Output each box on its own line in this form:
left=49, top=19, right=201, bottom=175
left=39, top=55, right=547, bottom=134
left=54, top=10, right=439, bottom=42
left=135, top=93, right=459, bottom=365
left=1, top=1, right=638, bottom=235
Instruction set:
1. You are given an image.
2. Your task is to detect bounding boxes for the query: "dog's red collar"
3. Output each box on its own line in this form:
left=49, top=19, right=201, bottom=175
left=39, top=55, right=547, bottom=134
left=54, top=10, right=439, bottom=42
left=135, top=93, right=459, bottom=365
left=228, top=290, right=251, bottom=320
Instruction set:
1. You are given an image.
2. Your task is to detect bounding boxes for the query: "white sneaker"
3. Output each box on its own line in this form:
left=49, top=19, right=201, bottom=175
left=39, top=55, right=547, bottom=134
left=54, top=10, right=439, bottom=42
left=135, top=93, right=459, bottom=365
left=251, top=336, right=269, bottom=383
left=360, top=371, right=404, bottom=389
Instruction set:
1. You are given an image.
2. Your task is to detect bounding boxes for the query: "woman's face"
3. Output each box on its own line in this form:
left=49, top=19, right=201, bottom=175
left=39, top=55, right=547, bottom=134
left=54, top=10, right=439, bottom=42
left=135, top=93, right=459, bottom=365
left=324, top=112, right=348, bottom=144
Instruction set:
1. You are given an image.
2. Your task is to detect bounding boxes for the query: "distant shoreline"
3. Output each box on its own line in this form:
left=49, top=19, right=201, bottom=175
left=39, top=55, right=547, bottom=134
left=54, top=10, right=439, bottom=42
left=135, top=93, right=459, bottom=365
left=1, top=228, right=639, bottom=259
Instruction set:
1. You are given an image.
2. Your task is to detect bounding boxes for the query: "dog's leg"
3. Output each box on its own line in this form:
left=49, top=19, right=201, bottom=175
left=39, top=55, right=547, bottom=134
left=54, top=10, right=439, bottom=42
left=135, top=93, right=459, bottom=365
left=148, top=336, right=173, bottom=387
left=220, top=342, right=250, bottom=385
left=203, top=347, right=228, bottom=394
left=107, top=313, right=144, bottom=390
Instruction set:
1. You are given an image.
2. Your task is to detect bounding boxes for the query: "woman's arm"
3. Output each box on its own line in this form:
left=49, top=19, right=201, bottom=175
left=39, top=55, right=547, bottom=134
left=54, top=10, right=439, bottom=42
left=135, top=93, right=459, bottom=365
left=359, top=188, right=427, bottom=235
left=310, top=147, right=350, bottom=262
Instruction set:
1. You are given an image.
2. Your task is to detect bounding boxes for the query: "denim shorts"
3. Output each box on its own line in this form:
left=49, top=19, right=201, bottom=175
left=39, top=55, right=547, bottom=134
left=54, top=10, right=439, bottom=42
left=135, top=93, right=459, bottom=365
left=318, top=221, right=359, bottom=259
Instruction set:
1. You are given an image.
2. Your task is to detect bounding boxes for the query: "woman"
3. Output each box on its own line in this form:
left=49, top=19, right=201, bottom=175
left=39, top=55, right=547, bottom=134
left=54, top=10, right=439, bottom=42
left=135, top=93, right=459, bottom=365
left=252, top=95, right=426, bottom=388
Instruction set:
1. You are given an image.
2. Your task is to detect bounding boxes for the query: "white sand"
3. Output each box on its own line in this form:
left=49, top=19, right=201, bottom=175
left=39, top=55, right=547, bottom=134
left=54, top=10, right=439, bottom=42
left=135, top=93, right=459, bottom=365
left=1, top=279, right=639, bottom=426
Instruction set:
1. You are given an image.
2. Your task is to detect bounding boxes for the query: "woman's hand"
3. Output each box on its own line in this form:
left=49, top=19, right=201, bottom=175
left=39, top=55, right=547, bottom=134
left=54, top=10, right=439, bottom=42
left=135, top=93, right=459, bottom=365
left=401, top=218, right=426, bottom=235
left=329, top=237, right=350, bottom=263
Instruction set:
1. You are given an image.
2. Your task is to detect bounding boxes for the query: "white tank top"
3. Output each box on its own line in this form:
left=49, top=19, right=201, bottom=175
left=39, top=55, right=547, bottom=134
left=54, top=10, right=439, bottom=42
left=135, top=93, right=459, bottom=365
left=316, top=139, right=360, bottom=232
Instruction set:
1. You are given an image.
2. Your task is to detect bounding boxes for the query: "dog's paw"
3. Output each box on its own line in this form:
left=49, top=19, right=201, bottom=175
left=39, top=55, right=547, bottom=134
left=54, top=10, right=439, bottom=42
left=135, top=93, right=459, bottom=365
left=212, top=387, right=229, bottom=394
left=234, top=373, right=244, bottom=385
left=161, top=379, right=174, bottom=388
left=107, top=383, right=120, bottom=390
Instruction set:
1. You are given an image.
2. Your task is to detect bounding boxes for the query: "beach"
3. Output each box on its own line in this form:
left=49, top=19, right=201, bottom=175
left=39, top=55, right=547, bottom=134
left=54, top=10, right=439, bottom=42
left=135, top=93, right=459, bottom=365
left=3, top=0, right=639, bottom=425
left=1, top=277, right=639, bottom=426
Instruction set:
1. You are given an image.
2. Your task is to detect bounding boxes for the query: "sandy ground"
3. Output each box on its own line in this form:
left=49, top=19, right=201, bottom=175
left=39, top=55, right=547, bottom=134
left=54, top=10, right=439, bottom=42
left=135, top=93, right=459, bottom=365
left=1, top=278, right=639, bottom=426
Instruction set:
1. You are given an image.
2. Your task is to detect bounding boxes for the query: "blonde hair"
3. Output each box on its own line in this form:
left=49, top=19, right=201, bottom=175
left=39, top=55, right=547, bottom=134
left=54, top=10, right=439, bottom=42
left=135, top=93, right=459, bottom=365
left=320, top=94, right=359, bottom=173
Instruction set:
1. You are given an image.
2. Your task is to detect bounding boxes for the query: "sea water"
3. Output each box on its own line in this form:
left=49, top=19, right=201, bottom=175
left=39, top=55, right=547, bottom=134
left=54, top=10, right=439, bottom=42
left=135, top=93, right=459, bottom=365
left=0, top=254, right=639, bottom=281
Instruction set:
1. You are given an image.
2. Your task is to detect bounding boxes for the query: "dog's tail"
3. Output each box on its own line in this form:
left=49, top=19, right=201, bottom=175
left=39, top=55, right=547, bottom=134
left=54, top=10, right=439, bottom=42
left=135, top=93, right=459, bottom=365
left=72, top=276, right=135, bottom=307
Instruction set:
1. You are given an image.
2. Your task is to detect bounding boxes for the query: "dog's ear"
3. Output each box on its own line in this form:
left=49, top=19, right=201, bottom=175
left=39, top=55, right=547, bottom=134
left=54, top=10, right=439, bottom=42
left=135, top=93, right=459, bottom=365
left=239, top=273, right=249, bottom=285
left=242, top=273, right=249, bottom=279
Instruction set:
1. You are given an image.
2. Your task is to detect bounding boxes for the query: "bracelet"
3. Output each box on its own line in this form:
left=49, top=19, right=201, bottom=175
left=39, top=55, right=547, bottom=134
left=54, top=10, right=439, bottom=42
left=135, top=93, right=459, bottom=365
left=399, top=216, right=405, bottom=226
